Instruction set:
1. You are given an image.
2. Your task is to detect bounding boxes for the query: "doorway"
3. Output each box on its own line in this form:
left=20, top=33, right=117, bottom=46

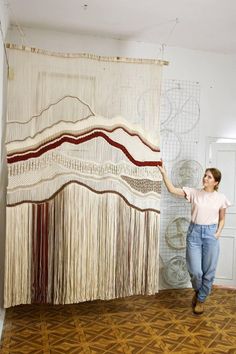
left=207, top=138, right=236, bottom=287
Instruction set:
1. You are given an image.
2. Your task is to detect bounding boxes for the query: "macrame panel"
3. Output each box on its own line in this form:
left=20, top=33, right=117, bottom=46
left=5, top=46, right=162, bottom=307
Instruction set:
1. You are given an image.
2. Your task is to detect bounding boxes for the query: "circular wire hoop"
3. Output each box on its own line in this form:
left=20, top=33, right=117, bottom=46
left=162, top=256, right=189, bottom=287
left=171, top=159, right=203, bottom=188
left=165, top=216, right=190, bottom=249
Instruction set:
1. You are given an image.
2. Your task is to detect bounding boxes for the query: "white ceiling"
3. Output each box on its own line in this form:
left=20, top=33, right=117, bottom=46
left=6, top=0, right=236, bottom=54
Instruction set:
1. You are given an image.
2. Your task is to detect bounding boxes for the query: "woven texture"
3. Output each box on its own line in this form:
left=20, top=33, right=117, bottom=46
left=5, top=46, right=163, bottom=307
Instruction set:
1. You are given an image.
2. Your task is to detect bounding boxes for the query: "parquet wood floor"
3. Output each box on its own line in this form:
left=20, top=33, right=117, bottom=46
left=1, top=287, right=236, bottom=353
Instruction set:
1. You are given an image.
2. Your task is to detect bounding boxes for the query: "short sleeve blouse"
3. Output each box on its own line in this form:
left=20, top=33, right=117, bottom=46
left=182, top=187, right=231, bottom=225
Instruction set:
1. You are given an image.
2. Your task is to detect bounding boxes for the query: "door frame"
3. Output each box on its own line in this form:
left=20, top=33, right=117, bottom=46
left=206, top=136, right=236, bottom=288
left=205, top=136, right=236, bottom=166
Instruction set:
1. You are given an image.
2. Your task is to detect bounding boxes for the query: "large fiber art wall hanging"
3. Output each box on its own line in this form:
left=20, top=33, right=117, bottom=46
left=4, top=44, right=165, bottom=307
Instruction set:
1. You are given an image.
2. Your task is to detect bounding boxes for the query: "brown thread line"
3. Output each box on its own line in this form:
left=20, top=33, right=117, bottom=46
left=7, top=180, right=161, bottom=214
left=7, top=95, right=95, bottom=125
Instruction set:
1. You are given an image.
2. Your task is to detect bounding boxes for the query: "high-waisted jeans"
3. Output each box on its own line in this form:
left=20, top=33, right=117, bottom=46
left=186, top=222, right=220, bottom=302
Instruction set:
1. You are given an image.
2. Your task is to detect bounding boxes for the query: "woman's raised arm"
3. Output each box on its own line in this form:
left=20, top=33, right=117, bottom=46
left=158, top=163, right=185, bottom=197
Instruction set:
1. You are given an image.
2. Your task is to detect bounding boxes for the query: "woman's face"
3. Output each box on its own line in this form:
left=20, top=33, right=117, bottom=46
left=202, top=170, right=218, bottom=190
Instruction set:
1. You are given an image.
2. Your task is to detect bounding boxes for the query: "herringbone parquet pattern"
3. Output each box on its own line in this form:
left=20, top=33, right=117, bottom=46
left=1, top=287, right=236, bottom=353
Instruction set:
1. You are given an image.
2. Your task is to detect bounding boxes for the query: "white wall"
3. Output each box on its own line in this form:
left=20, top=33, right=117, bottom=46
left=0, top=0, right=9, bottom=339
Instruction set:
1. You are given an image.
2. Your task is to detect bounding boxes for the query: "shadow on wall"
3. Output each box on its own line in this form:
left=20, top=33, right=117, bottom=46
left=0, top=163, right=7, bottom=308
left=1, top=0, right=9, bottom=309
left=0, top=59, right=8, bottom=309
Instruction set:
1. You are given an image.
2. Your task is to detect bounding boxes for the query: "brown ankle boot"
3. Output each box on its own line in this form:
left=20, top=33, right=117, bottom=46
left=192, top=291, right=198, bottom=307
left=194, top=300, right=204, bottom=314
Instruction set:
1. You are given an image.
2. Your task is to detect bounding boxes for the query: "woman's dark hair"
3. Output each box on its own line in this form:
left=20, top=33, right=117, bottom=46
left=205, top=168, right=222, bottom=191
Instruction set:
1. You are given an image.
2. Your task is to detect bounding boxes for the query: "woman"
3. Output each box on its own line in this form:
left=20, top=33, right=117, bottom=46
left=158, top=163, right=231, bottom=314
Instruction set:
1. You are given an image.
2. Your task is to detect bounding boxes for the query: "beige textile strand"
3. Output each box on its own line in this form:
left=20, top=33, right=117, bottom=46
left=47, top=199, right=55, bottom=303
left=4, top=204, right=32, bottom=307
left=51, top=184, right=159, bottom=304
left=4, top=183, right=160, bottom=306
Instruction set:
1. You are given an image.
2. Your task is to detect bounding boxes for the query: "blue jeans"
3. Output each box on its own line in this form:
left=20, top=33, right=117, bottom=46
left=186, top=222, right=220, bottom=302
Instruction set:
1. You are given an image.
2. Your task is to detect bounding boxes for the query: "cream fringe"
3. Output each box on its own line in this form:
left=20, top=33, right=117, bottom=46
left=4, top=204, right=32, bottom=307
left=4, top=183, right=160, bottom=307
